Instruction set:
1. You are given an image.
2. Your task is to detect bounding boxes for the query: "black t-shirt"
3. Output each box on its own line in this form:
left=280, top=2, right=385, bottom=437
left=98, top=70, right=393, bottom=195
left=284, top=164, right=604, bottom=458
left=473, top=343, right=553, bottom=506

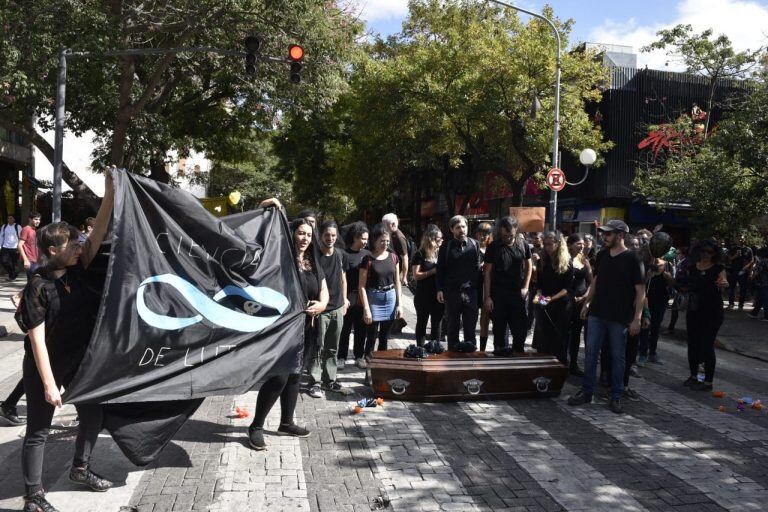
left=484, top=240, right=531, bottom=294
left=589, top=248, right=644, bottom=325
left=318, top=250, right=346, bottom=310
left=688, top=263, right=725, bottom=314
left=412, top=250, right=437, bottom=297
left=647, top=260, right=672, bottom=304
left=390, top=230, right=408, bottom=259
left=299, top=262, right=324, bottom=303
left=344, top=248, right=370, bottom=292
left=537, top=258, right=574, bottom=297
left=21, top=261, right=97, bottom=375
left=361, top=253, right=398, bottom=289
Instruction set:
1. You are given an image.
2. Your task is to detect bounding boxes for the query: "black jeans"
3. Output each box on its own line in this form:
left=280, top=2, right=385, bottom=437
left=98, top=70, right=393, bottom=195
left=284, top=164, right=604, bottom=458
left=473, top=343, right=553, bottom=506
left=4, top=378, right=24, bottom=408
left=727, top=271, right=749, bottom=307
left=22, top=354, right=103, bottom=495
left=624, top=332, right=642, bottom=387
left=1, top=248, right=18, bottom=279
left=490, top=291, right=527, bottom=352
left=364, top=320, right=393, bottom=357
left=339, top=305, right=366, bottom=360
left=414, top=290, right=443, bottom=345
left=639, top=298, right=667, bottom=357
left=444, top=288, right=478, bottom=350
left=568, top=304, right=585, bottom=368
left=686, top=310, right=723, bottom=382
left=252, top=373, right=301, bottom=429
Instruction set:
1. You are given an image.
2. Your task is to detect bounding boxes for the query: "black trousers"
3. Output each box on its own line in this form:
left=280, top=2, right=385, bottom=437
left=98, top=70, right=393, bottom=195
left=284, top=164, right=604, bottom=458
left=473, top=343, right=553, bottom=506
left=364, top=320, right=393, bottom=356
left=1, top=248, right=18, bottom=279
left=533, top=299, right=572, bottom=364
left=4, top=378, right=24, bottom=408
left=339, top=305, right=366, bottom=360
left=414, top=290, right=443, bottom=345
left=568, top=304, right=584, bottom=368
left=22, top=354, right=103, bottom=495
left=640, top=298, right=667, bottom=357
left=686, top=309, right=723, bottom=382
left=490, top=292, right=527, bottom=352
left=252, top=373, right=301, bottom=429
left=624, top=332, right=641, bottom=387
left=444, top=289, right=478, bottom=350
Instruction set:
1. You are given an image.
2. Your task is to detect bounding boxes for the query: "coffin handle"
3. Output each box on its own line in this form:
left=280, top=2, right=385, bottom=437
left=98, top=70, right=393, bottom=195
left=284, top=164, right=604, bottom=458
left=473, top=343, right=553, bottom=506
left=533, top=376, right=551, bottom=393
left=463, top=379, right=483, bottom=395
left=388, top=379, right=410, bottom=395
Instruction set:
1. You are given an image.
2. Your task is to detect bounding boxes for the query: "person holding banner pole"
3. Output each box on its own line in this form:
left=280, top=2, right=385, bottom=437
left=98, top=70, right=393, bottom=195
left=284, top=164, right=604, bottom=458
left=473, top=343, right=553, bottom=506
left=20, top=170, right=115, bottom=512
left=249, top=208, right=328, bottom=451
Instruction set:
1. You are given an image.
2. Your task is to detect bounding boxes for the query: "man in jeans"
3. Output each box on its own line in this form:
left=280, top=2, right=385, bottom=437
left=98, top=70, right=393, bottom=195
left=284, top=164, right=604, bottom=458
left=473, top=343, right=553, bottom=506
left=309, top=221, right=350, bottom=397
left=18, top=211, right=41, bottom=278
left=567, top=219, right=645, bottom=414
left=436, top=215, right=482, bottom=352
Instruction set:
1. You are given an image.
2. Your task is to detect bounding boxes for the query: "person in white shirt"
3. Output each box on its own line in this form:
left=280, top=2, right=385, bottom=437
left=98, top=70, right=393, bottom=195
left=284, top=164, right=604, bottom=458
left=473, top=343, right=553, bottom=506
left=0, top=214, right=22, bottom=280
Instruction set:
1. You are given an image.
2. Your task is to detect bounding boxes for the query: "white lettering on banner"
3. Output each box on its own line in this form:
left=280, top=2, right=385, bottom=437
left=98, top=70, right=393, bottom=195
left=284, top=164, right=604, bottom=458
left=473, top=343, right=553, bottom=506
left=144, top=344, right=237, bottom=368
left=153, top=230, right=260, bottom=269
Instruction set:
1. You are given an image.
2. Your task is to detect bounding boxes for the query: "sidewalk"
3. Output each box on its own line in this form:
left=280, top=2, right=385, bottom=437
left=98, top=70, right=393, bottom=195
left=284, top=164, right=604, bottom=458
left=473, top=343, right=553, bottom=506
left=668, top=303, right=768, bottom=362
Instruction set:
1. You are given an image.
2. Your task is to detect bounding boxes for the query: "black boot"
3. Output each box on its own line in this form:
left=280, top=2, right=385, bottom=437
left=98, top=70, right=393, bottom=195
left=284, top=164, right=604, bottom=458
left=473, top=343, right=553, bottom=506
left=479, top=336, right=488, bottom=352
left=24, top=490, right=59, bottom=512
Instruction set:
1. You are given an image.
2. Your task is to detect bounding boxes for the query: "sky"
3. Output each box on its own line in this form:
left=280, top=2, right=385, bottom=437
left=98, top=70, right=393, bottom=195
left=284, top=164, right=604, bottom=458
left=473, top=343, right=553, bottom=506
left=357, top=0, right=768, bottom=70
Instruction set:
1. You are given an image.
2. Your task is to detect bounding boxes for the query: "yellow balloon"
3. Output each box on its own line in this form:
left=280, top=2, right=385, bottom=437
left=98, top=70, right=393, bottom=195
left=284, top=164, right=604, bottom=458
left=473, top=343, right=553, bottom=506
left=228, top=191, right=241, bottom=206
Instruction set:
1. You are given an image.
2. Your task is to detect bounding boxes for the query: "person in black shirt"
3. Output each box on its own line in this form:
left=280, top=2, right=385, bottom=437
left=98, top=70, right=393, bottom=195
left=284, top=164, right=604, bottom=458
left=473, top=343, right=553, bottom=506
left=359, top=223, right=403, bottom=360
left=437, top=215, right=482, bottom=351
left=638, top=254, right=673, bottom=364
left=382, top=213, right=409, bottom=286
left=250, top=211, right=329, bottom=451
left=339, top=222, right=370, bottom=369
left=308, top=221, right=349, bottom=397
left=19, top=171, right=115, bottom=512
left=483, top=216, right=531, bottom=354
left=412, top=225, right=444, bottom=347
left=533, top=232, right=574, bottom=364
left=726, top=238, right=753, bottom=310
left=475, top=222, right=493, bottom=351
left=566, top=234, right=593, bottom=375
left=567, top=219, right=645, bottom=415
left=677, top=238, right=728, bottom=390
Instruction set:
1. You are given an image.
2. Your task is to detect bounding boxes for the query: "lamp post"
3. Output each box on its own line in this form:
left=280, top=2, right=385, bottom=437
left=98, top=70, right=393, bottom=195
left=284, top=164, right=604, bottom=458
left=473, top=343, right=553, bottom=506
left=485, top=0, right=561, bottom=230
left=566, top=148, right=596, bottom=186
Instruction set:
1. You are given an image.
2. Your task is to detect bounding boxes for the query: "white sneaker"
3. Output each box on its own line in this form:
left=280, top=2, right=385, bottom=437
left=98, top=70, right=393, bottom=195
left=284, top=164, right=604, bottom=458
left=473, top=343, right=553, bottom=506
left=355, top=358, right=367, bottom=369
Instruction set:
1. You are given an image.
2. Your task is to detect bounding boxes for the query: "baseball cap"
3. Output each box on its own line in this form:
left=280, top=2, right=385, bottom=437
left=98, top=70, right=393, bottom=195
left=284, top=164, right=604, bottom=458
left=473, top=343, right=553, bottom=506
left=598, top=219, right=629, bottom=233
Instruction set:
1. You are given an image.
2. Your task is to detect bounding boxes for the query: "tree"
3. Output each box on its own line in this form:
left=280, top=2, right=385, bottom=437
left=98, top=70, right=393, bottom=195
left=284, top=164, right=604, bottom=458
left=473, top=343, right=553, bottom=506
left=642, top=24, right=763, bottom=136
left=204, top=131, right=293, bottom=211
left=0, top=0, right=362, bottom=205
left=333, top=0, right=611, bottom=210
left=634, top=75, right=768, bottom=236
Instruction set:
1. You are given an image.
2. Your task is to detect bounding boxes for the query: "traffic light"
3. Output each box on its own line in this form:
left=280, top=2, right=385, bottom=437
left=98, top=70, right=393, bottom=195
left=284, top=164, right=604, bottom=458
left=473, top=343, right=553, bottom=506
left=288, top=44, right=304, bottom=83
left=244, top=36, right=261, bottom=75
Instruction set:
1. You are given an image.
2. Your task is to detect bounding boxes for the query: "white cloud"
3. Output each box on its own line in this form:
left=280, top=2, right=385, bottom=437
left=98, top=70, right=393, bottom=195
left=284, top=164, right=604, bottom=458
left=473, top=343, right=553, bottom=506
left=588, top=0, right=768, bottom=71
left=354, top=0, right=409, bottom=22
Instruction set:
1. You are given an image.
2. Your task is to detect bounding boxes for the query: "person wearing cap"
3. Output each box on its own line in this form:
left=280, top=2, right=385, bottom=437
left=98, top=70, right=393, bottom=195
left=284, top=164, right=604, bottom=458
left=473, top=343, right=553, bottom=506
left=567, top=219, right=645, bottom=414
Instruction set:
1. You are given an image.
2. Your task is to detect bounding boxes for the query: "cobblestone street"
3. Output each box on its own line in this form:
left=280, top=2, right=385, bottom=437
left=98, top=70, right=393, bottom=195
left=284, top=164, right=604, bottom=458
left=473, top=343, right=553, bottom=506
left=2, top=280, right=768, bottom=511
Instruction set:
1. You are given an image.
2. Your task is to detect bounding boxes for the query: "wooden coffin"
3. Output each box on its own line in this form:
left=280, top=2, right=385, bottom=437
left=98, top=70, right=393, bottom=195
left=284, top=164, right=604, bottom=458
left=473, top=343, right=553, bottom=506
left=368, top=350, right=568, bottom=402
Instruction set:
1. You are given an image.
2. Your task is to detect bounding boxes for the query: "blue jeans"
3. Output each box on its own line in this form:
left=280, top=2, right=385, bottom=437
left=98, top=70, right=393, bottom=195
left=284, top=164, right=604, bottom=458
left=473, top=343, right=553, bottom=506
left=582, top=316, right=628, bottom=399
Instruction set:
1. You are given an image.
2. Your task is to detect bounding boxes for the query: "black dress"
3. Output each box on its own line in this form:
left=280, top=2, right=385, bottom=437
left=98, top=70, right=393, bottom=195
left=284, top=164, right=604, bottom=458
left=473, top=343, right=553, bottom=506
left=683, top=263, right=724, bottom=382
left=533, top=259, right=574, bottom=364
left=567, top=260, right=589, bottom=367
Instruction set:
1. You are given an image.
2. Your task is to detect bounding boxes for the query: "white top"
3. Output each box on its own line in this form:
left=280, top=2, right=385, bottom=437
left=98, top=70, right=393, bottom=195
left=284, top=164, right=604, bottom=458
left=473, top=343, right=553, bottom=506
left=1, top=224, right=20, bottom=249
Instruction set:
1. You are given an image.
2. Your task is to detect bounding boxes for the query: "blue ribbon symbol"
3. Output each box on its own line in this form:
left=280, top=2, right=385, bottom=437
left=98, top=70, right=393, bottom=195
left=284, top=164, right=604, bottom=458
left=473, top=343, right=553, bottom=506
left=136, top=274, right=289, bottom=332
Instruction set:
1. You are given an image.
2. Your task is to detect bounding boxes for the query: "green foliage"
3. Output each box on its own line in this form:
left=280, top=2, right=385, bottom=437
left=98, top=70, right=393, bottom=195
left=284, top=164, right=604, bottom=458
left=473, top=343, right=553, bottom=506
left=635, top=77, right=768, bottom=236
left=204, top=131, right=293, bottom=211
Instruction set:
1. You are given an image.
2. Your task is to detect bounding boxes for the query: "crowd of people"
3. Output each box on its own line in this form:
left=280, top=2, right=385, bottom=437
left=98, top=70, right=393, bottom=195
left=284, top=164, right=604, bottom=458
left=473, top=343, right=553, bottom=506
left=1, top=182, right=768, bottom=510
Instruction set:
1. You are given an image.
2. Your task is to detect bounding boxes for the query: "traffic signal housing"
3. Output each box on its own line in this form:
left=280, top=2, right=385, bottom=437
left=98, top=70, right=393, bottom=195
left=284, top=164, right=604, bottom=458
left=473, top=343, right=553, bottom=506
left=244, top=36, right=261, bottom=75
left=288, top=44, right=304, bottom=83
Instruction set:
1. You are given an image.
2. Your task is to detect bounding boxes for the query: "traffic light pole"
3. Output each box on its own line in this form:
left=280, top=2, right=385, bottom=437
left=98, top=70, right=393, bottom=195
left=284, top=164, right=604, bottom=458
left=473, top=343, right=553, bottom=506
left=485, top=0, right=562, bottom=231
left=52, top=45, right=289, bottom=222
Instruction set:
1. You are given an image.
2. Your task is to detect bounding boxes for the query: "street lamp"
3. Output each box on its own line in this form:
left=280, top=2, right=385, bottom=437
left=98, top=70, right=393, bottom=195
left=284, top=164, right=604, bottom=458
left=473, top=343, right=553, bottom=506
left=566, top=148, right=596, bottom=186
left=485, top=0, right=561, bottom=230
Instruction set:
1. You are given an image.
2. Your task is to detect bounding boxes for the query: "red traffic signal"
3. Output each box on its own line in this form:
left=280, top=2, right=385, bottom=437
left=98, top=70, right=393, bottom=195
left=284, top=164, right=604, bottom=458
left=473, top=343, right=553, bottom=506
left=288, top=44, right=304, bottom=62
